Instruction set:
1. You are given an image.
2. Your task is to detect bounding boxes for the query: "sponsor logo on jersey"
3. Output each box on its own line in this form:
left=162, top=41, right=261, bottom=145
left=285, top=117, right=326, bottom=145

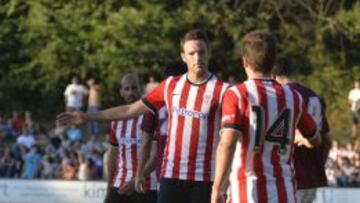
left=172, top=106, right=208, bottom=119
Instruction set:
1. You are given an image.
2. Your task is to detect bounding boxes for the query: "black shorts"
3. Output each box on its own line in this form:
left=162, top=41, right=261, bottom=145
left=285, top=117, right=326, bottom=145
left=157, top=178, right=212, bottom=203
left=104, top=187, right=157, bottom=203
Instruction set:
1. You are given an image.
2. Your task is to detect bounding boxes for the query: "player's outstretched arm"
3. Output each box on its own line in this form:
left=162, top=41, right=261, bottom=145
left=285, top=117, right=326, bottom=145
left=56, top=100, right=149, bottom=126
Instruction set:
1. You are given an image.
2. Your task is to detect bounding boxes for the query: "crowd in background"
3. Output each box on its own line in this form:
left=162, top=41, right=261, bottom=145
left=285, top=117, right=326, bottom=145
left=0, top=76, right=359, bottom=187
left=0, top=110, right=108, bottom=181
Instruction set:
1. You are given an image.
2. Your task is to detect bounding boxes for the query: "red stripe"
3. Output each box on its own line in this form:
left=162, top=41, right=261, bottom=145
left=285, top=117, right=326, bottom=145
left=204, top=80, right=223, bottom=181
left=187, top=85, right=206, bottom=180
left=272, top=81, right=288, bottom=203
left=110, top=122, right=119, bottom=187
left=172, top=81, right=191, bottom=178
left=130, top=117, right=139, bottom=184
left=160, top=78, right=177, bottom=178
left=238, top=84, right=249, bottom=203
left=253, top=80, right=268, bottom=203
left=119, top=120, right=128, bottom=188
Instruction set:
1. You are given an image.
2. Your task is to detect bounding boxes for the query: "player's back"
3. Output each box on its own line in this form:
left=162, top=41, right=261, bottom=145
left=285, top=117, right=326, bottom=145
left=225, top=79, right=316, bottom=203
left=288, top=83, right=330, bottom=189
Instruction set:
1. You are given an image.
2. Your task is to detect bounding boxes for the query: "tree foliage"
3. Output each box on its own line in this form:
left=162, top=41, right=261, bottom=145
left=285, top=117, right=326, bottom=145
left=0, top=0, right=359, bottom=139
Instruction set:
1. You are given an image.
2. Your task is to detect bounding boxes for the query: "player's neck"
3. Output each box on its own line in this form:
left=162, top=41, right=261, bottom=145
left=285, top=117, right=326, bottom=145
left=247, top=70, right=272, bottom=80
left=187, top=70, right=211, bottom=84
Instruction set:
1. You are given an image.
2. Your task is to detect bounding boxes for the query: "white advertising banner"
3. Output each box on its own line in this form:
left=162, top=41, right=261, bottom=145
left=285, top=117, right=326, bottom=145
left=316, top=187, right=360, bottom=203
left=1, top=180, right=360, bottom=203
left=0, top=179, right=106, bottom=203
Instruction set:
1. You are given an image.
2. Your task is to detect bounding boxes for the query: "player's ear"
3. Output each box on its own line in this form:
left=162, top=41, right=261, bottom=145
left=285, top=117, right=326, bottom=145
left=242, top=56, right=248, bottom=69
left=181, top=53, right=186, bottom=63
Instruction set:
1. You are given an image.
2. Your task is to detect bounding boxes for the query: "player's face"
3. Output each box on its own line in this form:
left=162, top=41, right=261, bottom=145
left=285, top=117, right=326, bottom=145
left=120, top=79, right=141, bottom=103
left=181, top=40, right=209, bottom=75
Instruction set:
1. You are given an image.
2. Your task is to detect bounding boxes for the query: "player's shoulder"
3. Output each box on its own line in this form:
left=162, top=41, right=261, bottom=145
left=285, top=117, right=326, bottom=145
left=289, top=83, right=319, bottom=97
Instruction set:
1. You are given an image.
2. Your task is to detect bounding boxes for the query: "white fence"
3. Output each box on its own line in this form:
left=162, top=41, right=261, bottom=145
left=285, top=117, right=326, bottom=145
left=0, top=179, right=360, bottom=203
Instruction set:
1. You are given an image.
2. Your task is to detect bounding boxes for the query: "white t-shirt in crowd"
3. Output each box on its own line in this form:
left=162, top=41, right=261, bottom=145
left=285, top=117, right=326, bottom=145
left=348, top=88, right=360, bottom=112
left=64, top=84, right=88, bottom=109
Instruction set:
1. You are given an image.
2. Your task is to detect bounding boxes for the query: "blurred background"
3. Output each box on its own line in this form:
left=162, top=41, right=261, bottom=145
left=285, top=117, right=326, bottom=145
left=0, top=0, right=359, bottom=202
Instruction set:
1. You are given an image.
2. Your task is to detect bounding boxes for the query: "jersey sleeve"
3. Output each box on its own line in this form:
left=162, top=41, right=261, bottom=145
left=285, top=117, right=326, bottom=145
left=221, top=88, right=243, bottom=132
left=108, top=121, right=118, bottom=146
left=297, top=102, right=318, bottom=140
left=141, top=79, right=167, bottom=114
left=141, top=112, right=158, bottom=136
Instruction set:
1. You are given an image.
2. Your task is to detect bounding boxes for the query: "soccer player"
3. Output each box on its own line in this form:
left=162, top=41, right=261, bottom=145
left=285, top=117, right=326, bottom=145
left=273, top=57, right=331, bottom=203
left=135, top=59, right=187, bottom=192
left=211, top=31, right=322, bottom=203
left=104, top=74, right=157, bottom=203
left=57, top=29, right=229, bottom=203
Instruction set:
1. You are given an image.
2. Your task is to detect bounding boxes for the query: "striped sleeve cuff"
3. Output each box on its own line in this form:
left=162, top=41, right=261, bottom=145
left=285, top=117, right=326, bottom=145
left=141, top=98, right=157, bottom=114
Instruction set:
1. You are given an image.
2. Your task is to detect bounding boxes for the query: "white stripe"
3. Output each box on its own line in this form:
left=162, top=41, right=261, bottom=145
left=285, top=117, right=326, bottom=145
left=113, top=121, right=123, bottom=187
left=230, top=141, right=241, bottom=202
left=125, top=119, right=134, bottom=178
left=262, top=81, right=277, bottom=198
left=164, top=75, right=187, bottom=178
left=179, top=84, right=198, bottom=179
left=164, top=76, right=172, bottom=109
left=247, top=179, right=257, bottom=203
left=282, top=85, right=295, bottom=178
left=193, top=80, right=213, bottom=180
left=245, top=80, right=257, bottom=178
left=209, top=82, right=229, bottom=181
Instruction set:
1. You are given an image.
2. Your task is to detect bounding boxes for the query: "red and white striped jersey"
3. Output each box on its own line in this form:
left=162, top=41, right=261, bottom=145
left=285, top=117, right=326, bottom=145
left=142, top=106, right=168, bottom=179
left=108, top=114, right=157, bottom=190
left=221, top=79, right=318, bottom=203
left=142, top=73, right=229, bottom=181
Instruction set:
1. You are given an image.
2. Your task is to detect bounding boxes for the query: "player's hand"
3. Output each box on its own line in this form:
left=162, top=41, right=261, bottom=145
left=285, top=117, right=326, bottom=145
left=134, top=175, right=145, bottom=193
left=56, top=111, right=86, bottom=127
left=119, top=180, right=135, bottom=195
left=211, top=189, right=226, bottom=203
left=294, top=132, right=313, bottom=148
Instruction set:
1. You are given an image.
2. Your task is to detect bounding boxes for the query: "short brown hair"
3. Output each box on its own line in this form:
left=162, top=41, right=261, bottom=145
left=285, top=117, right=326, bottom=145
left=180, top=29, right=209, bottom=53
left=242, top=31, right=276, bottom=74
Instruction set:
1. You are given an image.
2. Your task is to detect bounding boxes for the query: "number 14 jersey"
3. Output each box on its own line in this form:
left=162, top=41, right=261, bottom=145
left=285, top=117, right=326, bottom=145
left=221, top=79, right=318, bottom=203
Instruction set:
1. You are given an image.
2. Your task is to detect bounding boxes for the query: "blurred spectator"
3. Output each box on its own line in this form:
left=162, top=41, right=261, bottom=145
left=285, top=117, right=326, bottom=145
left=16, top=127, right=35, bottom=149
left=11, top=111, right=24, bottom=135
left=60, top=150, right=78, bottom=180
left=24, top=110, right=40, bottom=135
left=66, top=125, right=83, bottom=141
left=0, top=115, right=14, bottom=141
left=0, top=147, right=18, bottom=178
left=41, top=155, right=57, bottom=179
left=64, top=75, right=88, bottom=112
left=87, top=78, right=101, bottom=136
left=22, top=146, right=42, bottom=179
left=144, top=74, right=159, bottom=94
left=329, top=140, right=341, bottom=162
left=81, top=135, right=102, bottom=157
left=77, top=151, right=91, bottom=181
left=348, top=80, right=360, bottom=148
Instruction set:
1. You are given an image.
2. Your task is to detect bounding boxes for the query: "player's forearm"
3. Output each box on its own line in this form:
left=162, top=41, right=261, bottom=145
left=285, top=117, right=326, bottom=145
left=84, top=100, right=148, bottom=122
left=143, top=142, right=157, bottom=177
left=107, top=147, right=118, bottom=189
left=136, top=135, right=152, bottom=177
left=212, top=135, right=237, bottom=192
